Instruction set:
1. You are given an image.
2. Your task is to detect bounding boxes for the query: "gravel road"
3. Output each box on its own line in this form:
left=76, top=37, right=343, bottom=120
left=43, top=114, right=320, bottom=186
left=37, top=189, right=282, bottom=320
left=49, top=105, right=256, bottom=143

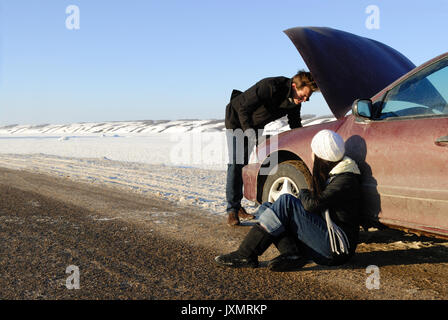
left=1, top=167, right=448, bottom=301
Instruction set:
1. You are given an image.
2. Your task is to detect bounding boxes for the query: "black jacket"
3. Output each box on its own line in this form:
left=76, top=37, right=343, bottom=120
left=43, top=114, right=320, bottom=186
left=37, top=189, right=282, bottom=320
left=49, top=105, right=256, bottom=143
left=299, top=172, right=362, bottom=249
left=225, top=76, right=302, bottom=131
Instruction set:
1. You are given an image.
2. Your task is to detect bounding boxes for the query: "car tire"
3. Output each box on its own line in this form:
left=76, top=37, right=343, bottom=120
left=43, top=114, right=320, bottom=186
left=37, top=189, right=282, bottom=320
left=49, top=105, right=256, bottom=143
left=261, top=160, right=312, bottom=203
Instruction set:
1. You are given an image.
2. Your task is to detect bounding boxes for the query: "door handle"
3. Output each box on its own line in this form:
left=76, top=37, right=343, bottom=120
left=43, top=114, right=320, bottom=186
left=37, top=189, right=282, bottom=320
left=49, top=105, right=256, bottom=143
left=435, top=135, right=448, bottom=146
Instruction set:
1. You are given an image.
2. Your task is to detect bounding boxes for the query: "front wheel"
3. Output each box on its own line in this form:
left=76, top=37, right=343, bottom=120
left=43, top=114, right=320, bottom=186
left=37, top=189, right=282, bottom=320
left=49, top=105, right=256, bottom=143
left=261, top=160, right=311, bottom=203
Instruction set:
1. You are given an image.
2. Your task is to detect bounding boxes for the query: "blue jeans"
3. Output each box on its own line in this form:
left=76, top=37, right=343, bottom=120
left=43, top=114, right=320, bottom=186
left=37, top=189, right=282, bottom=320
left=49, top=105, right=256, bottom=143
left=258, top=194, right=353, bottom=266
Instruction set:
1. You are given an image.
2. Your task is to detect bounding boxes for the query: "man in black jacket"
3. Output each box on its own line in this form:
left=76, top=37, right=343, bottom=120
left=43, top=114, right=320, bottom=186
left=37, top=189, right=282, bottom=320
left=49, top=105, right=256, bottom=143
left=225, top=71, right=318, bottom=226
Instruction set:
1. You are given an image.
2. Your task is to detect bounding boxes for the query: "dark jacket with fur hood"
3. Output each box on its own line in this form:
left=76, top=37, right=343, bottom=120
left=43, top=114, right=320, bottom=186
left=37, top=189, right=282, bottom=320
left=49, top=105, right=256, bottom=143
left=225, top=76, right=303, bottom=131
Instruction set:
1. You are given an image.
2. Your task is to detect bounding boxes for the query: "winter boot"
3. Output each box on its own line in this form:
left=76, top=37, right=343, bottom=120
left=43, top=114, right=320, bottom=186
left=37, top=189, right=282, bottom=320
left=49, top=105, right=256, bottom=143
left=268, top=234, right=308, bottom=272
left=237, top=207, right=255, bottom=221
left=215, top=224, right=273, bottom=268
left=227, top=210, right=240, bottom=226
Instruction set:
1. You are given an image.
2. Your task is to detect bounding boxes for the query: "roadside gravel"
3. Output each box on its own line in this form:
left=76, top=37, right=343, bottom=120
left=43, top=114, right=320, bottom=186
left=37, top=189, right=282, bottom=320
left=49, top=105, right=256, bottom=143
left=1, top=168, right=448, bottom=300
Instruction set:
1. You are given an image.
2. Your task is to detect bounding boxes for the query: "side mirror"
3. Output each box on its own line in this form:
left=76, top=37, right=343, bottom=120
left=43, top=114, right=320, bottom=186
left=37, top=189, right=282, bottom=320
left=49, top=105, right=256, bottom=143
left=352, top=99, right=373, bottom=119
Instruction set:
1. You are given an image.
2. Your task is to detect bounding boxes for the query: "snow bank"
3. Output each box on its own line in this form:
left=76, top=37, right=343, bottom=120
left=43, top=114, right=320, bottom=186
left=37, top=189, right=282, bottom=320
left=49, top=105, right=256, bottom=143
left=0, top=119, right=227, bottom=135
left=0, top=115, right=335, bottom=136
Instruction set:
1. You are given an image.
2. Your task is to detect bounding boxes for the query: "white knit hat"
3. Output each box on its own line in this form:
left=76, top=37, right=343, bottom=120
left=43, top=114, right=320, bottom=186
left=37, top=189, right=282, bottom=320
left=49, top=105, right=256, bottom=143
left=311, top=130, right=345, bottom=162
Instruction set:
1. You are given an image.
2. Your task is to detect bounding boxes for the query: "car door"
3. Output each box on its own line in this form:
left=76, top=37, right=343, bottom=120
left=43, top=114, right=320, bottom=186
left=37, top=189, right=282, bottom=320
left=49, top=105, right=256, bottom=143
left=340, top=56, right=448, bottom=236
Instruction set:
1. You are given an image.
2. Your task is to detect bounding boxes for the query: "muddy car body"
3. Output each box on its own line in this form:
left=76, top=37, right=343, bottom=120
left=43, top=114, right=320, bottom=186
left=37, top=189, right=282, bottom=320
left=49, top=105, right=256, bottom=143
left=243, top=27, right=448, bottom=239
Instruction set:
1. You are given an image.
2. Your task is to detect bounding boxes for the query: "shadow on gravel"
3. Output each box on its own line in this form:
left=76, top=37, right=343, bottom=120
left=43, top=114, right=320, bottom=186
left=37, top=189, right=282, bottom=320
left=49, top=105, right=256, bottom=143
left=348, top=246, right=448, bottom=269
left=358, top=228, right=447, bottom=245
left=351, top=228, right=448, bottom=268
left=254, top=228, right=448, bottom=273
left=305, top=228, right=448, bottom=271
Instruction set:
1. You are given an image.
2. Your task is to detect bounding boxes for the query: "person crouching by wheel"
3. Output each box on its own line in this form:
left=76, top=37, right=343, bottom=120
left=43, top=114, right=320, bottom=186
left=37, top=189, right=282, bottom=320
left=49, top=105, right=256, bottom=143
left=215, top=129, right=362, bottom=271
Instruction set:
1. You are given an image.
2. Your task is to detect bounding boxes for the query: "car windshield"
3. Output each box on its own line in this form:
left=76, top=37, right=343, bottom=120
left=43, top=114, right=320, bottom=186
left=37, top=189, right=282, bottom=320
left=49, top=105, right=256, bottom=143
left=379, top=57, right=448, bottom=119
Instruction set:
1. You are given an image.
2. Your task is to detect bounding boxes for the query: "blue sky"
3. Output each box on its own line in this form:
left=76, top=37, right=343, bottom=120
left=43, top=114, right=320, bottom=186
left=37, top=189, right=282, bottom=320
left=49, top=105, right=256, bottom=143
left=0, top=0, right=447, bottom=125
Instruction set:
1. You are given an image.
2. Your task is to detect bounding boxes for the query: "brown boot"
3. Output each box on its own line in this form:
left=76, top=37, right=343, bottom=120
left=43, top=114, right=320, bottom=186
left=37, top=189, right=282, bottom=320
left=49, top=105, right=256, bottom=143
left=238, top=207, right=255, bottom=221
left=227, top=211, right=240, bottom=226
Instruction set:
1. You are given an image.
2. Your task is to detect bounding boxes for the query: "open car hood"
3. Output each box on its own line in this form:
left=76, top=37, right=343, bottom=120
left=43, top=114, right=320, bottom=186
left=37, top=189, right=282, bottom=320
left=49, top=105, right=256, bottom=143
left=284, top=27, right=416, bottom=119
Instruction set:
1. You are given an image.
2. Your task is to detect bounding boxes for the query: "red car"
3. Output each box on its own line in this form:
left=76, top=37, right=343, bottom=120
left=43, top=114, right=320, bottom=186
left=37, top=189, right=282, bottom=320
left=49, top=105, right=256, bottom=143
left=243, top=27, right=448, bottom=239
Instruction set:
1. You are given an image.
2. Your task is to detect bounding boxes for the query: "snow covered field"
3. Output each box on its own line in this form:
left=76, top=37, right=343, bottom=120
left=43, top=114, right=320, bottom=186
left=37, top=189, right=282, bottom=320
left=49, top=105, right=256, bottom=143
left=0, top=115, right=335, bottom=216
